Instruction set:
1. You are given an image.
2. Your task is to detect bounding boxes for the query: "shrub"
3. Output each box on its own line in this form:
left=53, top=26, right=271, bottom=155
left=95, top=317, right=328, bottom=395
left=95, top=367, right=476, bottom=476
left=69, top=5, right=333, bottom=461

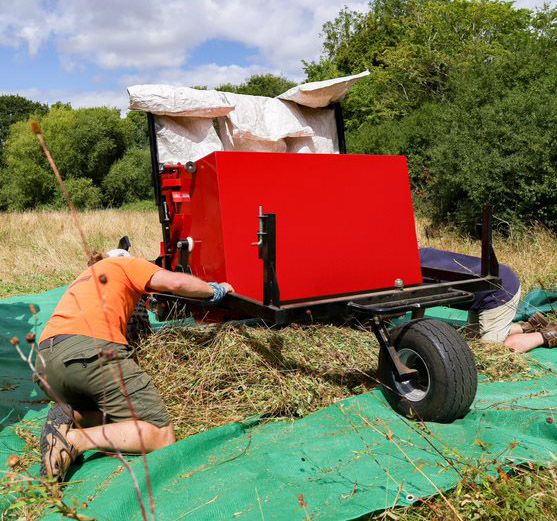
left=51, top=177, right=101, bottom=210
left=425, top=68, right=557, bottom=232
left=0, top=105, right=132, bottom=210
left=102, top=148, right=152, bottom=206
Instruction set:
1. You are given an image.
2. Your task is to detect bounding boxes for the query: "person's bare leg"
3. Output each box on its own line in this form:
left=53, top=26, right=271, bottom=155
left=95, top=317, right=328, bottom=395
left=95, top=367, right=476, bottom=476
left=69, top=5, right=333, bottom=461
left=504, top=332, right=544, bottom=353
left=66, top=421, right=176, bottom=454
left=508, top=323, right=524, bottom=336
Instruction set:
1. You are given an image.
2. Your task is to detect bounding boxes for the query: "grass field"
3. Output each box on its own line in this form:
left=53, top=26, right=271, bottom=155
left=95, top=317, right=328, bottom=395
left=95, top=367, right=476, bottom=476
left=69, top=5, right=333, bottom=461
left=1, top=209, right=555, bottom=298
left=1, top=209, right=556, bottom=521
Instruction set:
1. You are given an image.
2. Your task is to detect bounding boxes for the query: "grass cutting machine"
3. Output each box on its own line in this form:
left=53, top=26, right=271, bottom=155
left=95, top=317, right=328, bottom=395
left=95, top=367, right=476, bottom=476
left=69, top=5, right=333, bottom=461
left=128, top=75, right=501, bottom=423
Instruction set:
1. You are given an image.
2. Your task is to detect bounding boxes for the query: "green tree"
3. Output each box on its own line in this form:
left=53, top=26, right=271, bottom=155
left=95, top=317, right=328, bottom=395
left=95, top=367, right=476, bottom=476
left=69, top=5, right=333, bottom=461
left=307, top=0, right=533, bottom=127
left=0, top=95, right=48, bottom=160
left=52, top=177, right=102, bottom=210
left=0, top=105, right=132, bottom=210
left=122, top=110, right=149, bottom=149
left=102, top=148, right=152, bottom=206
left=70, top=107, right=129, bottom=184
left=315, top=1, right=557, bottom=231
left=217, top=73, right=297, bottom=97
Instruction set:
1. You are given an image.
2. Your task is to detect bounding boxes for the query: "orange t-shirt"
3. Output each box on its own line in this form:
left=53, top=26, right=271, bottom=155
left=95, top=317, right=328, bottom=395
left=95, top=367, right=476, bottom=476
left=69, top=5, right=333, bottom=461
left=40, top=257, right=162, bottom=345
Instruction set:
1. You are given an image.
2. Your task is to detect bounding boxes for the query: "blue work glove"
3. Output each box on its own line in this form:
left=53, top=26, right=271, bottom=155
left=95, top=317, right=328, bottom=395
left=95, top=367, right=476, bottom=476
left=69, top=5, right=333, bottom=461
left=207, top=282, right=228, bottom=303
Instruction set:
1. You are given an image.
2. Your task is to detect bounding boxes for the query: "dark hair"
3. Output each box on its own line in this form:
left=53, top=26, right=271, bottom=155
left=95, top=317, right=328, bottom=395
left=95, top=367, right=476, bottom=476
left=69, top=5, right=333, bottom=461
left=87, top=251, right=106, bottom=266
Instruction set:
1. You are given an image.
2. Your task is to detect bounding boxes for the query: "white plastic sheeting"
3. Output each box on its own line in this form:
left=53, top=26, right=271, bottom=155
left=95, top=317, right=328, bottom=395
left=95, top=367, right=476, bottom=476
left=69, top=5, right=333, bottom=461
left=276, top=70, right=370, bottom=108
left=128, top=85, right=234, bottom=117
left=127, top=71, right=367, bottom=163
left=155, top=116, right=223, bottom=164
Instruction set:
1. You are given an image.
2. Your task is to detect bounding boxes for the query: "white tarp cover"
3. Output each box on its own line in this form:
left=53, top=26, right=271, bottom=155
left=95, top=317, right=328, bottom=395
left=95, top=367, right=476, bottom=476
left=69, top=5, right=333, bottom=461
left=276, top=71, right=370, bottom=108
left=155, top=116, right=223, bottom=164
left=127, top=71, right=367, bottom=162
left=128, top=85, right=234, bottom=117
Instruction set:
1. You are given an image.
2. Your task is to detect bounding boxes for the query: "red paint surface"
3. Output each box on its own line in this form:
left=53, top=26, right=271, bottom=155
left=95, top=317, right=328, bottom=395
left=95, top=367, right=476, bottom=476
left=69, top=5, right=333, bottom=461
left=161, top=151, right=422, bottom=303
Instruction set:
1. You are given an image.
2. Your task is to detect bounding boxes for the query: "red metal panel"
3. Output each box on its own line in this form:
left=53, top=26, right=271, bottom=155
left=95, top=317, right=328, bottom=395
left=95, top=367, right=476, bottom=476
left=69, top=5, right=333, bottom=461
left=166, top=152, right=422, bottom=303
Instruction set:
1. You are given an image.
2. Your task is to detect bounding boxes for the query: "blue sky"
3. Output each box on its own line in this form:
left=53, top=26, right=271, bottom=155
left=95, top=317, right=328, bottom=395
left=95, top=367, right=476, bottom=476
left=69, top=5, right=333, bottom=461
left=0, top=0, right=554, bottom=113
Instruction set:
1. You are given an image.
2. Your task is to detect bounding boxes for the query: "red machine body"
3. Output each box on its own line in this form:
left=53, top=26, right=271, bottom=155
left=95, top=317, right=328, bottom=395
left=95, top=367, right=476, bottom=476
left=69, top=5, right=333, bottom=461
left=159, top=151, right=422, bottom=303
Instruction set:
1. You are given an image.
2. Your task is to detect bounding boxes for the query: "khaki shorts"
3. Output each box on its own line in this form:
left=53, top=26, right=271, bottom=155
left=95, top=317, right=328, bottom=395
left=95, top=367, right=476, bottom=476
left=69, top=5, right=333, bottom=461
left=468, top=285, right=521, bottom=343
left=35, top=335, right=170, bottom=428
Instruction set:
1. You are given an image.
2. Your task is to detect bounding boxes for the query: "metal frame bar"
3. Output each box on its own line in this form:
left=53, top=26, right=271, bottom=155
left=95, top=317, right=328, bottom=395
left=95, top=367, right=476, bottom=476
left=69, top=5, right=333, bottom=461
left=147, top=112, right=162, bottom=206
left=481, top=205, right=499, bottom=277
left=333, top=102, right=347, bottom=154
left=260, top=214, right=281, bottom=306
left=153, top=274, right=500, bottom=325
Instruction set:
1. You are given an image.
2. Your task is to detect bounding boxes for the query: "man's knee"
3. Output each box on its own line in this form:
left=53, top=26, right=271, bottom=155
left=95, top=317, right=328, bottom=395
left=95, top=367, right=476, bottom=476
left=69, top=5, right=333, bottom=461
left=155, top=423, right=176, bottom=449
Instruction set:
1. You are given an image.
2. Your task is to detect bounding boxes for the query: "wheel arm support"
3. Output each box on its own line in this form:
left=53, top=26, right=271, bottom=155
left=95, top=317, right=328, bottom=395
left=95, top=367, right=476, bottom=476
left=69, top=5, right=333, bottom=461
left=369, top=317, right=418, bottom=382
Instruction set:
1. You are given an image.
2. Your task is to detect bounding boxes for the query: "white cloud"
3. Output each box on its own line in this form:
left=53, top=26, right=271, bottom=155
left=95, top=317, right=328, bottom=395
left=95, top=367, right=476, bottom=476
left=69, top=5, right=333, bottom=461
left=0, top=0, right=51, bottom=54
left=1, top=62, right=272, bottom=113
left=1, top=0, right=555, bottom=77
left=2, top=0, right=554, bottom=113
left=1, top=87, right=128, bottom=112
left=513, top=0, right=556, bottom=8
left=0, top=0, right=369, bottom=76
left=121, top=63, right=269, bottom=89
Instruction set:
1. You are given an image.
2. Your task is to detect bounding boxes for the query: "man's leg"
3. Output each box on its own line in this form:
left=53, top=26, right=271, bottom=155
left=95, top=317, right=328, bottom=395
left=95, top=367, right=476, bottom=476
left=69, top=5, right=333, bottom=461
left=40, top=339, right=174, bottom=480
left=479, top=287, right=521, bottom=343
left=504, top=331, right=545, bottom=353
left=67, top=421, right=175, bottom=454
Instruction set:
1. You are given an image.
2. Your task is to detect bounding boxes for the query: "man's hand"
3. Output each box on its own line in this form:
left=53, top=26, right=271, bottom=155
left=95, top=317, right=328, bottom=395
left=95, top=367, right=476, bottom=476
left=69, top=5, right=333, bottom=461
left=207, top=282, right=235, bottom=303
left=219, top=283, right=235, bottom=294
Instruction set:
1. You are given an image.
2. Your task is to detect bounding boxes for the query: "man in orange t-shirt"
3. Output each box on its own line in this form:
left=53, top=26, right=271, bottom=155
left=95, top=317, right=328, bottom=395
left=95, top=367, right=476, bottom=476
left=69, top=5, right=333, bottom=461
left=36, top=250, right=233, bottom=482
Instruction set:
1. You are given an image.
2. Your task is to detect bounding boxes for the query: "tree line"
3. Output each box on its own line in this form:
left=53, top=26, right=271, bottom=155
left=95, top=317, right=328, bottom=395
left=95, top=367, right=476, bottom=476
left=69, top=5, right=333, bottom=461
left=1, top=0, right=556, bottom=233
left=0, top=75, right=295, bottom=211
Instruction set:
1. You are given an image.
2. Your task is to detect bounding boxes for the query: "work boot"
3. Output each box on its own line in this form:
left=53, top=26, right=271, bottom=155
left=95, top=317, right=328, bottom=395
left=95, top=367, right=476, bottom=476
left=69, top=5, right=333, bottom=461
left=40, top=404, right=78, bottom=482
left=519, top=312, right=550, bottom=334
left=541, top=324, right=557, bottom=348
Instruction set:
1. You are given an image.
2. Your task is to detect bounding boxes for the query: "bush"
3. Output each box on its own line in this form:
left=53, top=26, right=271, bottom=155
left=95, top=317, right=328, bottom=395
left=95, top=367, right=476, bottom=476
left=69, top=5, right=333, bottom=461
left=0, top=105, right=133, bottom=210
left=346, top=35, right=557, bottom=233
left=102, top=148, right=152, bottom=206
left=425, top=63, right=557, bottom=232
left=51, top=177, right=101, bottom=210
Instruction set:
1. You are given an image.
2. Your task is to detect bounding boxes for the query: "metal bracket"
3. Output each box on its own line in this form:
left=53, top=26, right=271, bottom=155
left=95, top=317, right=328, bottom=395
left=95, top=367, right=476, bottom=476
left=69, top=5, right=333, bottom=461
left=176, top=237, right=194, bottom=273
left=369, top=317, right=418, bottom=381
left=480, top=205, right=499, bottom=277
left=117, top=235, right=131, bottom=251
left=253, top=208, right=281, bottom=307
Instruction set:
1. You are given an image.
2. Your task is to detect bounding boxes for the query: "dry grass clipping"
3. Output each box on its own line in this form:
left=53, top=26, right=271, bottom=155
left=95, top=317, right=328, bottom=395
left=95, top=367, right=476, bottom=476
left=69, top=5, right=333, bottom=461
left=1, top=210, right=555, bottom=297
left=138, top=322, right=543, bottom=441
left=139, top=323, right=379, bottom=439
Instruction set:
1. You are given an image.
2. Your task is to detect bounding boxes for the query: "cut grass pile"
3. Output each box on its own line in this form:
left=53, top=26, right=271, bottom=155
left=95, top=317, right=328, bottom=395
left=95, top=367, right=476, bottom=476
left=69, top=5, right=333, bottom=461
left=140, top=323, right=378, bottom=439
left=138, top=322, right=548, bottom=440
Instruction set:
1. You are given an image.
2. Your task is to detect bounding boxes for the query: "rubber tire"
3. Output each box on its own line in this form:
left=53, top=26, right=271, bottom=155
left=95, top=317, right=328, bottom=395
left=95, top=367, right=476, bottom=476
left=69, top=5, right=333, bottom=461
left=378, top=318, right=477, bottom=423
left=126, top=295, right=152, bottom=347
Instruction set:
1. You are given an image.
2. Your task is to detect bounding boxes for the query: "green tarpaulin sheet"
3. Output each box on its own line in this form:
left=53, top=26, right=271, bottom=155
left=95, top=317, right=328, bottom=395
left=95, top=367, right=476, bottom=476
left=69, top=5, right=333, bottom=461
left=1, top=288, right=556, bottom=521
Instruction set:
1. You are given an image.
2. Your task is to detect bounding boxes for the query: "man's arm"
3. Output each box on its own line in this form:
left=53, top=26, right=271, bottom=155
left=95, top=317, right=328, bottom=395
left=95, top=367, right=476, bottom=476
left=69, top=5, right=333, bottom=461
left=147, top=269, right=233, bottom=299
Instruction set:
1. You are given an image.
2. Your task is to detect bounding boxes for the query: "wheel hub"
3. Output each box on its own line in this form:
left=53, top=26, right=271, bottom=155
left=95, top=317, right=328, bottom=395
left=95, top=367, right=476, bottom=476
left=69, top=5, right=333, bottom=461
left=393, top=348, right=431, bottom=402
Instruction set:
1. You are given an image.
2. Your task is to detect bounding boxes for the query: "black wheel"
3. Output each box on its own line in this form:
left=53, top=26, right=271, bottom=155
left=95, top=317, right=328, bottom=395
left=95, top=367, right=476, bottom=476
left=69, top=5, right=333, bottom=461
left=378, top=318, right=477, bottom=423
left=126, top=295, right=152, bottom=348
